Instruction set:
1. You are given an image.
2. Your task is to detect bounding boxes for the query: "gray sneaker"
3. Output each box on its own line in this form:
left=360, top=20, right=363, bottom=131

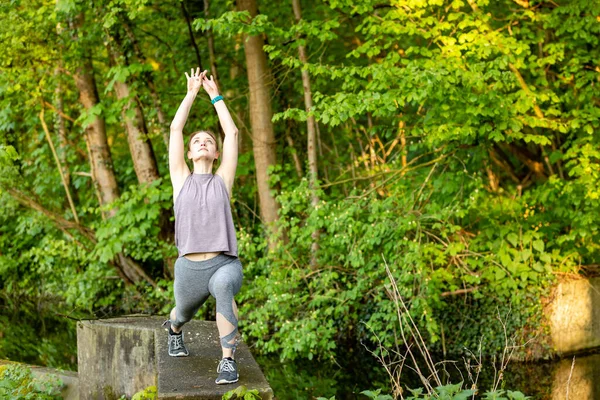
left=215, top=358, right=239, bottom=384
left=162, top=320, right=189, bottom=357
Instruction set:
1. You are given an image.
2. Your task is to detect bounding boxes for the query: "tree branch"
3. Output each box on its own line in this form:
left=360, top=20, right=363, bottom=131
left=511, top=0, right=530, bottom=8
left=43, top=101, right=77, bottom=123
left=40, top=107, right=80, bottom=224
left=5, top=187, right=96, bottom=243
left=441, top=286, right=479, bottom=297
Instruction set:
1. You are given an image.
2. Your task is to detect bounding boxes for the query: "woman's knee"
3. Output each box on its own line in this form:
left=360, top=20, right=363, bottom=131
left=173, top=309, right=193, bottom=328
left=210, top=270, right=240, bottom=295
left=212, top=265, right=242, bottom=294
left=210, top=279, right=234, bottom=301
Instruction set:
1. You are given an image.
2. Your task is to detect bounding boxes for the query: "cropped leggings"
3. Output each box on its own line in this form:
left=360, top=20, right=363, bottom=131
left=171, top=254, right=243, bottom=349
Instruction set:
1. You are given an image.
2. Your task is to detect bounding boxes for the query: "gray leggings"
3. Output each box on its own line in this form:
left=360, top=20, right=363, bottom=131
left=171, top=254, right=243, bottom=349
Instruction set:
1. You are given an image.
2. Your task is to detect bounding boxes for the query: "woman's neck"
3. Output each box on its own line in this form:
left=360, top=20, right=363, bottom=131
left=193, top=160, right=213, bottom=174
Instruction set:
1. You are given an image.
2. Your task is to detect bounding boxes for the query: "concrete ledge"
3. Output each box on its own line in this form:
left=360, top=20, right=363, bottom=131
left=77, top=316, right=273, bottom=399
left=549, top=277, right=600, bottom=355
left=157, top=321, right=273, bottom=400
left=78, top=317, right=158, bottom=399
left=550, top=353, right=600, bottom=400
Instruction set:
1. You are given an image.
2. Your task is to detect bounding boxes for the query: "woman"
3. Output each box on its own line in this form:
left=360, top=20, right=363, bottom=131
left=163, top=67, right=242, bottom=385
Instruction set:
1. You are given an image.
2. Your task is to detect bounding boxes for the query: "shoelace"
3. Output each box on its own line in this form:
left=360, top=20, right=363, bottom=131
left=163, top=320, right=185, bottom=351
left=171, top=334, right=184, bottom=350
left=217, top=359, right=236, bottom=373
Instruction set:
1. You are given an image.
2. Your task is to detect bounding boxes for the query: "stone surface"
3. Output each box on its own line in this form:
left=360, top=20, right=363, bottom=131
left=157, top=320, right=273, bottom=400
left=549, top=277, right=600, bottom=355
left=77, top=317, right=159, bottom=400
left=77, top=316, right=273, bottom=399
left=550, top=353, right=600, bottom=400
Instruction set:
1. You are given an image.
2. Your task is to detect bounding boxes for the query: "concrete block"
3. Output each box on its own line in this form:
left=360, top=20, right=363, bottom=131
left=77, top=317, right=159, bottom=400
left=550, top=353, right=600, bottom=400
left=549, top=277, right=600, bottom=355
left=156, top=320, right=273, bottom=400
left=77, top=317, right=273, bottom=400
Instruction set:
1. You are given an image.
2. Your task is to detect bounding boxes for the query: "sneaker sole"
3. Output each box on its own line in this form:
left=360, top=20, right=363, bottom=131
left=215, top=376, right=239, bottom=385
left=168, top=351, right=189, bottom=357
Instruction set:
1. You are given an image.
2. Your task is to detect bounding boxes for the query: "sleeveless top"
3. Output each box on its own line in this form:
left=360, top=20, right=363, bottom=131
left=174, top=173, right=238, bottom=258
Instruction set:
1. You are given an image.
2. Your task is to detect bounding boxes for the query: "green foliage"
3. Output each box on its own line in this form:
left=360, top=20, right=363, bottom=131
left=239, top=153, right=579, bottom=360
left=1, top=1, right=600, bottom=397
left=402, top=384, right=527, bottom=400
left=360, top=388, right=394, bottom=400
left=132, top=385, right=157, bottom=400
left=316, top=385, right=528, bottom=400
left=481, top=390, right=530, bottom=400
left=233, top=0, right=599, bottom=366
left=93, top=179, right=175, bottom=264
left=222, top=385, right=262, bottom=400
left=0, top=364, right=62, bottom=400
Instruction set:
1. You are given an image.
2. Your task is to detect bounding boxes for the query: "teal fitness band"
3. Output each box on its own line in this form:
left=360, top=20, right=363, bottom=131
left=211, top=95, right=224, bottom=105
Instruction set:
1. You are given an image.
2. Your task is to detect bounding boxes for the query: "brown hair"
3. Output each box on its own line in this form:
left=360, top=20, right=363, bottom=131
left=188, top=130, right=219, bottom=151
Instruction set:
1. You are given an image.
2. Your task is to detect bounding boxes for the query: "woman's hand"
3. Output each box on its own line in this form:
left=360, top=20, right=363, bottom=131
left=202, top=74, right=220, bottom=99
left=185, top=68, right=206, bottom=94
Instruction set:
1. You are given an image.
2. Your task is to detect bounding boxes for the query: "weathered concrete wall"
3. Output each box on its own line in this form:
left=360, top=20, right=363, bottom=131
left=77, top=317, right=159, bottom=400
left=549, top=277, right=600, bottom=356
left=157, top=320, right=273, bottom=400
left=551, top=353, right=600, bottom=400
left=77, top=317, right=274, bottom=399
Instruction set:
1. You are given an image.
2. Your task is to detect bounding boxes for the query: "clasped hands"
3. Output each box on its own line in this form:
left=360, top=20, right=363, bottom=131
left=185, top=67, right=219, bottom=98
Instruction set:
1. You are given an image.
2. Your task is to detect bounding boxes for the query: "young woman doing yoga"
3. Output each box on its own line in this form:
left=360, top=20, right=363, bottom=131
left=164, top=68, right=242, bottom=385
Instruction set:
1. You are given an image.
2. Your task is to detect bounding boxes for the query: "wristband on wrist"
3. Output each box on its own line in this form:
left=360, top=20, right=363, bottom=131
left=211, top=95, right=224, bottom=105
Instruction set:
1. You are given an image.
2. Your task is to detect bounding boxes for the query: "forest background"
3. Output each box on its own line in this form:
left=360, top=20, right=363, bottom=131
left=0, top=0, right=599, bottom=396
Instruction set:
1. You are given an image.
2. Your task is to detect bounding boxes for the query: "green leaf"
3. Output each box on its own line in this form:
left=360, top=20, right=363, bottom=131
left=495, top=269, right=506, bottom=280
left=506, top=233, right=519, bottom=247
left=508, top=390, right=529, bottom=399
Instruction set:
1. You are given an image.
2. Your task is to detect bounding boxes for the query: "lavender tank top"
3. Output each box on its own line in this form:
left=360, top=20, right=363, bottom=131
left=174, top=173, right=238, bottom=258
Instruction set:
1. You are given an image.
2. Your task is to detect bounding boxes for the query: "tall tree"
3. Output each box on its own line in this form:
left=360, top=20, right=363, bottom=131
left=236, top=0, right=280, bottom=232
left=292, top=0, right=320, bottom=265
left=66, top=11, right=155, bottom=286
left=106, top=34, right=161, bottom=185
left=121, top=18, right=170, bottom=147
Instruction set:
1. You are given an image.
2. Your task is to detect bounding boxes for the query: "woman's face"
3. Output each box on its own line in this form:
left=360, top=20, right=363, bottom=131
left=188, top=131, right=219, bottom=162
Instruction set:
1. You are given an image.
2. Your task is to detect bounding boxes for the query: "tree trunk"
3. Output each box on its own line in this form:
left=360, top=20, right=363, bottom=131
left=107, top=32, right=175, bottom=277
left=286, top=130, right=303, bottom=179
left=237, top=0, right=280, bottom=233
left=113, top=79, right=160, bottom=184
left=292, top=0, right=320, bottom=265
left=107, top=56, right=158, bottom=184
left=122, top=19, right=170, bottom=147
left=106, top=34, right=160, bottom=184
left=73, top=59, right=155, bottom=287
left=74, top=60, right=120, bottom=209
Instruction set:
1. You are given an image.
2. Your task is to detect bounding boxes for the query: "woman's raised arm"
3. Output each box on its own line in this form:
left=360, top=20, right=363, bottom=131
left=169, top=68, right=206, bottom=196
left=203, top=75, right=239, bottom=197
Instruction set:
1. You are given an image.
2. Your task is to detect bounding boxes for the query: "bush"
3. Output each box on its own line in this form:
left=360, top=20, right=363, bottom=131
left=0, top=363, right=62, bottom=400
